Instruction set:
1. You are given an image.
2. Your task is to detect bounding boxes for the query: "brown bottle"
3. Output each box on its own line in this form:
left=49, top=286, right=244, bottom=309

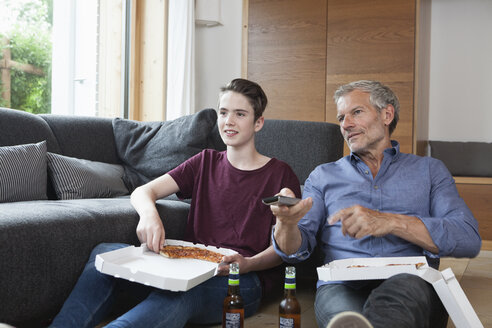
left=279, top=266, right=301, bottom=328
left=223, top=262, right=244, bottom=328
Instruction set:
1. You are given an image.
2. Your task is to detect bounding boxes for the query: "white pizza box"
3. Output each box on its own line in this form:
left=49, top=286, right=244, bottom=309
left=419, top=267, right=483, bottom=328
left=317, top=257, right=483, bottom=328
left=317, top=256, right=429, bottom=281
left=95, top=239, right=237, bottom=292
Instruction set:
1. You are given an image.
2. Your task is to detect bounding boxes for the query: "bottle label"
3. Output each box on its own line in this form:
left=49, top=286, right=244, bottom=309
left=284, top=276, right=296, bottom=289
left=280, top=317, right=295, bottom=328
left=225, top=312, right=241, bottom=328
left=228, top=274, right=240, bottom=286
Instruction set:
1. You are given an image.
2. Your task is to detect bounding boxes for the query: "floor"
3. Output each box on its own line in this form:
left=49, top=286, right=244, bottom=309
left=188, top=249, right=492, bottom=328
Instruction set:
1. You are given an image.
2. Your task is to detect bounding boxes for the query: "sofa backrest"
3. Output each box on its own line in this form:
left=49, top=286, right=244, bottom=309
left=255, top=119, right=344, bottom=184
left=41, top=114, right=121, bottom=164
left=0, top=107, right=61, bottom=153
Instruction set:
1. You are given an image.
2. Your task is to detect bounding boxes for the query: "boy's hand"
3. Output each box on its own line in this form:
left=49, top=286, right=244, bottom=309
left=136, top=213, right=166, bottom=253
left=217, top=253, right=251, bottom=276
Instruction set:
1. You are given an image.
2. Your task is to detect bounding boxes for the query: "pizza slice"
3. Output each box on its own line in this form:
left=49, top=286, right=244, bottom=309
left=160, top=245, right=224, bottom=263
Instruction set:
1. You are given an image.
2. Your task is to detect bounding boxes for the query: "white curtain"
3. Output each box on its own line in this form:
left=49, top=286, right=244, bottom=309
left=166, top=0, right=195, bottom=120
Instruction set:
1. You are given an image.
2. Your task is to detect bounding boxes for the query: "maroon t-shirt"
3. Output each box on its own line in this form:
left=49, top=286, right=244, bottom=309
left=167, top=149, right=301, bottom=293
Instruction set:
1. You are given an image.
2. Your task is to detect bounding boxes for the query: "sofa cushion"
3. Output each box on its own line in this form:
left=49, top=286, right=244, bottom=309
left=0, top=197, right=189, bottom=326
left=0, top=141, right=47, bottom=203
left=113, top=108, right=221, bottom=190
left=47, top=152, right=129, bottom=200
left=429, top=141, right=492, bottom=177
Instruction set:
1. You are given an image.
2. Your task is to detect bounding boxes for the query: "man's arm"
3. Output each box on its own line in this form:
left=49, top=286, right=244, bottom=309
left=131, top=173, right=180, bottom=253
left=270, top=188, right=313, bottom=255
left=329, top=205, right=439, bottom=254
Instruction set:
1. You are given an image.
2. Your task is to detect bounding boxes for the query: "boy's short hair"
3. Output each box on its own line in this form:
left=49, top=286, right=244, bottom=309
left=220, top=78, right=268, bottom=122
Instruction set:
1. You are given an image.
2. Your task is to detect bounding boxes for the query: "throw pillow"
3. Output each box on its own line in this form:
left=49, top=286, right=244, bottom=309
left=47, top=152, right=129, bottom=200
left=113, top=108, right=221, bottom=190
left=0, top=141, right=48, bottom=203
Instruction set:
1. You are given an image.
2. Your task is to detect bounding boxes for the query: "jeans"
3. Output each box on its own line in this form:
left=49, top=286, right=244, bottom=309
left=50, top=243, right=262, bottom=328
left=315, top=273, right=448, bottom=328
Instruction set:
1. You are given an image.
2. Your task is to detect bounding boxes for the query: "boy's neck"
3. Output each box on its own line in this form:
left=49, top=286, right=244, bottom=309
left=226, top=145, right=270, bottom=171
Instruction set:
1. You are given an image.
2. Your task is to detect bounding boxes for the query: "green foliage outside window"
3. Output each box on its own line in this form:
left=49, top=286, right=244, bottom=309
left=0, top=0, right=53, bottom=114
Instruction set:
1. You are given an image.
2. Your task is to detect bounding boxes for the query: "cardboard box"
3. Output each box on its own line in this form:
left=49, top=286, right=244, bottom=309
left=317, top=257, right=483, bottom=328
left=95, top=239, right=236, bottom=292
left=317, top=256, right=429, bottom=281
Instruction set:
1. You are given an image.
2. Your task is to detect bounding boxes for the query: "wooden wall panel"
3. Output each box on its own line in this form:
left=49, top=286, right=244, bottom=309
left=325, top=0, right=416, bottom=154
left=456, top=183, right=492, bottom=241
left=247, top=0, right=327, bottom=121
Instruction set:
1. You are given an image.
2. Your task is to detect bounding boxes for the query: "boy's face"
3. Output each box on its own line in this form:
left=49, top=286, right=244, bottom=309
left=217, top=91, right=263, bottom=149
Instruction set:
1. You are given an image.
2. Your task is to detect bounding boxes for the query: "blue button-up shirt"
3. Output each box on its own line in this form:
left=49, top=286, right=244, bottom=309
left=273, top=141, right=481, bottom=287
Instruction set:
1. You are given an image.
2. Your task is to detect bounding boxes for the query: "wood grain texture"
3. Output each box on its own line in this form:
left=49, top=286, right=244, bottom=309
left=325, top=0, right=416, bottom=153
left=247, top=0, right=327, bottom=121
left=456, top=183, right=492, bottom=241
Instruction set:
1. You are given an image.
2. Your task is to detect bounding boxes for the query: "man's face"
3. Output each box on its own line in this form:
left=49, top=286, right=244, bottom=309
left=217, top=91, right=263, bottom=149
left=336, top=89, right=393, bottom=154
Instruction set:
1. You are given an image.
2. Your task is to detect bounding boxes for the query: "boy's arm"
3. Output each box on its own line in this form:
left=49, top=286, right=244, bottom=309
left=219, top=244, right=282, bottom=275
left=131, top=173, right=180, bottom=253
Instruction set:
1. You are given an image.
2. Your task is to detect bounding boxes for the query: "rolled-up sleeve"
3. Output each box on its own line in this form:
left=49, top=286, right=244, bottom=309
left=420, top=159, right=481, bottom=258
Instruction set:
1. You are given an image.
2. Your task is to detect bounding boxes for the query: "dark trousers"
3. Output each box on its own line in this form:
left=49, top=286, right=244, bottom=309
left=315, top=273, right=448, bottom=328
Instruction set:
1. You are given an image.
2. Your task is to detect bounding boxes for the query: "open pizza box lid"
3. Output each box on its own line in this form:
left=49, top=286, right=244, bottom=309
left=95, top=239, right=236, bottom=292
left=317, top=256, right=483, bottom=328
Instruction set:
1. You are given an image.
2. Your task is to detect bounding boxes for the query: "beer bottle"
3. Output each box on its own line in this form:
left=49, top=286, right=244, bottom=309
left=223, top=262, right=244, bottom=328
left=279, top=266, right=301, bottom=328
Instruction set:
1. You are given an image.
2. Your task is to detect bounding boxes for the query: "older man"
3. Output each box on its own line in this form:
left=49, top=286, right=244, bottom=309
left=270, top=80, right=481, bottom=328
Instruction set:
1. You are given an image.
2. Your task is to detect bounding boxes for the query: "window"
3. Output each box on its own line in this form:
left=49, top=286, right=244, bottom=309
left=0, top=0, right=128, bottom=118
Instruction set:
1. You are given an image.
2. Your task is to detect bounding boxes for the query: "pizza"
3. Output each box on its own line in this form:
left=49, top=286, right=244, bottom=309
left=159, top=245, right=224, bottom=263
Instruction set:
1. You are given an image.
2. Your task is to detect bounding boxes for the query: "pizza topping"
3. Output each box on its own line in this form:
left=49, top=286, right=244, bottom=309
left=160, top=245, right=224, bottom=263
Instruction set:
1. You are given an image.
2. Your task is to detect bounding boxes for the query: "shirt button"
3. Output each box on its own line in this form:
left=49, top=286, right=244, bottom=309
left=365, top=170, right=369, bottom=175
left=374, top=185, right=379, bottom=190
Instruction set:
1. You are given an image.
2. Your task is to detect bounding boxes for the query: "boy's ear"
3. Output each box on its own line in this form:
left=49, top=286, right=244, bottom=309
left=254, top=116, right=264, bottom=132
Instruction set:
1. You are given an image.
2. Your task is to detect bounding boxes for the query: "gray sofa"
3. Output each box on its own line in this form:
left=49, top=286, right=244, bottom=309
left=0, top=107, right=343, bottom=327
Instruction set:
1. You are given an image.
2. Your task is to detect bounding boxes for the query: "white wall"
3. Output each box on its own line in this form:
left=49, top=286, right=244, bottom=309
left=429, top=0, right=492, bottom=142
left=194, top=0, right=243, bottom=111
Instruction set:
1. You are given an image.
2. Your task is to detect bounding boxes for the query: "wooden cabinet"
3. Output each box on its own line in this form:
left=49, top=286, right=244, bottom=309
left=455, top=178, right=492, bottom=242
left=247, top=0, right=416, bottom=153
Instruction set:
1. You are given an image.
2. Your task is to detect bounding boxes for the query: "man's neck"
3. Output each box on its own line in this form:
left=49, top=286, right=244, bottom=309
left=355, top=140, right=392, bottom=178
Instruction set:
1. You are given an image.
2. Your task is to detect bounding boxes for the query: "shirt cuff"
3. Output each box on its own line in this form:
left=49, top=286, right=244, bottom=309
left=271, top=226, right=311, bottom=262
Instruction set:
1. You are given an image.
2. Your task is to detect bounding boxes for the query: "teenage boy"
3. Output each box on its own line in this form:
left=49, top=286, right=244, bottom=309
left=50, top=78, right=301, bottom=328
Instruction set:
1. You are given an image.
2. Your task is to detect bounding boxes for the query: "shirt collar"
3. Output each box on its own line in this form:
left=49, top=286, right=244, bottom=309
left=350, top=140, right=401, bottom=163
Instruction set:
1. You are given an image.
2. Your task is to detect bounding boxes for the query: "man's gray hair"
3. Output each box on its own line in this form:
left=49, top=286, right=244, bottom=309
left=333, top=80, right=400, bottom=135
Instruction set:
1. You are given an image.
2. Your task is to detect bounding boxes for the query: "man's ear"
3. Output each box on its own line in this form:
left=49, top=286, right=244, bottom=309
left=254, top=116, right=264, bottom=132
left=382, top=105, right=395, bottom=126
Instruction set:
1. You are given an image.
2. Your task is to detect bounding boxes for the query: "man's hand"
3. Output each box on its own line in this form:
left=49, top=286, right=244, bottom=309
left=328, top=204, right=439, bottom=253
left=136, top=213, right=166, bottom=253
left=328, top=205, right=394, bottom=239
left=270, top=188, right=312, bottom=226
left=271, top=188, right=312, bottom=255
